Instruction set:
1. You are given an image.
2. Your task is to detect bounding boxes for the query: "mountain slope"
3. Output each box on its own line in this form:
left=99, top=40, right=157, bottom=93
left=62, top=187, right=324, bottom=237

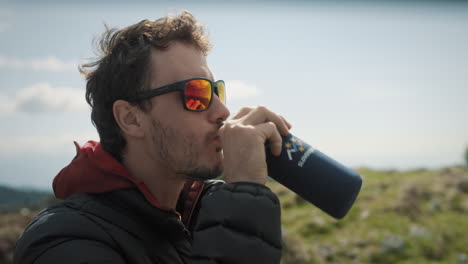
left=269, top=166, right=468, bottom=264
left=0, top=185, right=52, bottom=212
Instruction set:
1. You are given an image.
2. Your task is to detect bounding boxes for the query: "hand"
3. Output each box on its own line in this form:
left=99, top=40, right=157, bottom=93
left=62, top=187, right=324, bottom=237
left=219, top=106, right=292, bottom=185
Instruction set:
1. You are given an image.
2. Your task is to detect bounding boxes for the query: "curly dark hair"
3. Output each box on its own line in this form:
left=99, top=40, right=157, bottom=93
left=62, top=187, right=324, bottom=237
left=80, top=11, right=211, bottom=162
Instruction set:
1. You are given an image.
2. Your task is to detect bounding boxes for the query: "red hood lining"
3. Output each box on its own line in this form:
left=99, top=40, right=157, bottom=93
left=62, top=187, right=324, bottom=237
left=53, top=141, right=175, bottom=213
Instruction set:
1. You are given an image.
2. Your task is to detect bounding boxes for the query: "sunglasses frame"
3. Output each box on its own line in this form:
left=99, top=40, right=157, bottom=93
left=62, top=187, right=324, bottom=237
left=129, top=77, right=225, bottom=112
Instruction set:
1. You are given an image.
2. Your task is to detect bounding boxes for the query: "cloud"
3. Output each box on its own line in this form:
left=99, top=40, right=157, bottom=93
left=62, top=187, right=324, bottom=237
left=0, top=94, right=15, bottom=113
left=0, top=55, right=77, bottom=72
left=0, top=132, right=99, bottom=154
left=225, top=80, right=262, bottom=100
left=0, top=83, right=88, bottom=114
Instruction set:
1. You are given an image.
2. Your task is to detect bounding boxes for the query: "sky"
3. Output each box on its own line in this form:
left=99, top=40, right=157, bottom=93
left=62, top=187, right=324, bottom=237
left=0, top=1, right=467, bottom=190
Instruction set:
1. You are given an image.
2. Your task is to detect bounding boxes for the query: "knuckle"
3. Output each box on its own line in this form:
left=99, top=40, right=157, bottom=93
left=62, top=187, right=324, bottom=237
left=256, top=105, right=268, bottom=113
left=229, top=124, right=253, bottom=134
left=230, top=124, right=244, bottom=133
left=239, top=106, right=253, bottom=113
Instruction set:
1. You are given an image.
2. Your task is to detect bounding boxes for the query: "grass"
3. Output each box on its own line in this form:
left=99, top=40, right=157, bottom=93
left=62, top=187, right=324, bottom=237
left=268, top=166, right=468, bottom=264
left=1, top=166, right=467, bottom=263
left=0, top=209, right=38, bottom=263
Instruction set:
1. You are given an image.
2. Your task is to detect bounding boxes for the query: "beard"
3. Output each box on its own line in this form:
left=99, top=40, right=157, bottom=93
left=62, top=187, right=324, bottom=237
left=150, top=118, right=223, bottom=181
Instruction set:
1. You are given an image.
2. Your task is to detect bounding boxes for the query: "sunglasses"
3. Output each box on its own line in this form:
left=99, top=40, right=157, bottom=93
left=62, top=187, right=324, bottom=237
left=129, top=78, right=226, bottom=111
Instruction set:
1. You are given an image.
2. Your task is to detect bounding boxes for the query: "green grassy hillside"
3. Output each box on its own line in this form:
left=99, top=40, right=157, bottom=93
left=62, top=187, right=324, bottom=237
left=270, top=166, right=468, bottom=264
left=0, top=185, right=51, bottom=213
left=1, top=166, right=467, bottom=263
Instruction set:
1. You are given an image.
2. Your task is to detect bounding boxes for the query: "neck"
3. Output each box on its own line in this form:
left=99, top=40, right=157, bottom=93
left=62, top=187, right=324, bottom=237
left=123, top=143, right=186, bottom=210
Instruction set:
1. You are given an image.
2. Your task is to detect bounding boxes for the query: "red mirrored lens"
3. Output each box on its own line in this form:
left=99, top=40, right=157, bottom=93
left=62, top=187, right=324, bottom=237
left=185, top=79, right=212, bottom=110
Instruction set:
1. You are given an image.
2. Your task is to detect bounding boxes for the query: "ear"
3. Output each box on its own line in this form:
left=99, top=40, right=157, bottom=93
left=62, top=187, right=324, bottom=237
left=113, top=100, right=145, bottom=138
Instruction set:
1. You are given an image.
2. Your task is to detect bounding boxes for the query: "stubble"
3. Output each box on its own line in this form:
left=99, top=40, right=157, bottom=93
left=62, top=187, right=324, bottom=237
left=150, top=119, right=222, bottom=181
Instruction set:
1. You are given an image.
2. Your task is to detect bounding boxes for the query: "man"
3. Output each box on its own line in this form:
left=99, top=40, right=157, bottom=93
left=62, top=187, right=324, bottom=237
left=14, top=11, right=291, bottom=264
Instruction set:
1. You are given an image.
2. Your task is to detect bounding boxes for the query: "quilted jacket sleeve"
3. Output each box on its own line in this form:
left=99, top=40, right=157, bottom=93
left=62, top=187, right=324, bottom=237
left=190, top=182, right=282, bottom=264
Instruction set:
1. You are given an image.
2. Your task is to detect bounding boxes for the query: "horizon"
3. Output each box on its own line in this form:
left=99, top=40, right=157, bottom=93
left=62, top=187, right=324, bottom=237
left=1, top=1, right=467, bottom=190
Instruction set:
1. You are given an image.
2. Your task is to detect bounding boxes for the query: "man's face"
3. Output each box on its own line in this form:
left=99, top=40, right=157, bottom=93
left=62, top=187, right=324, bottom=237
left=140, top=42, right=230, bottom=181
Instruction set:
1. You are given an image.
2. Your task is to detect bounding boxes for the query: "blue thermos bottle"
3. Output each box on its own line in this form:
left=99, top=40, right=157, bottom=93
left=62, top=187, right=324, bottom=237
left=265, top=133, right=362, bottom=219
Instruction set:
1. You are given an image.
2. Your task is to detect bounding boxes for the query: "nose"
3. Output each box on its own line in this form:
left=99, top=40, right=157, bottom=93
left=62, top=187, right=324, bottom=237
left=208, top=94, right=230, bottom=123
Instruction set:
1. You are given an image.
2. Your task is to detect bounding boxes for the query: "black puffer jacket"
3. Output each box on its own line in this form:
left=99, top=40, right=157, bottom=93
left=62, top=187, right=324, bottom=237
left=14, top=182, right=282, bottom=263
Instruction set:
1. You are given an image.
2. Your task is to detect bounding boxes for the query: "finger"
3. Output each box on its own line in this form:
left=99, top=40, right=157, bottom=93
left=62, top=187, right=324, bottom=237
left=232, top=106, right=253, bottom=119
left=243, top=106, right=289, bottom=137
left=279, top=115, right=292, bottom=130
left=256, top=122, right=282, bottom=156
